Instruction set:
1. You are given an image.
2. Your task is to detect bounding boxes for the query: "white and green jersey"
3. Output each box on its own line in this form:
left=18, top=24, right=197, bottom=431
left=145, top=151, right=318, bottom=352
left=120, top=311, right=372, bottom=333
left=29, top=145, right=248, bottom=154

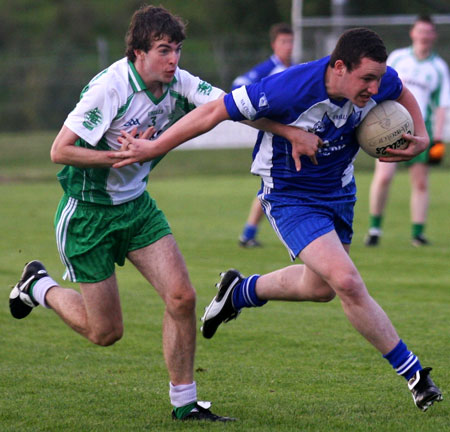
left=388, top=47, right=450, bottom=133
left=61, top=57, right=223, bottom=205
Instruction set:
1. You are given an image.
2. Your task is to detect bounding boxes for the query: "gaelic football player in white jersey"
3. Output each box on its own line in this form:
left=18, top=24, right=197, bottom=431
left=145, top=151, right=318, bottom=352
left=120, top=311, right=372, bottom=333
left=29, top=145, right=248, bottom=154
left=9, top=5, right=235, bottom=422
left=114, top=28, right=442, bottom=412
left=366, top=15, right=450, bottom=247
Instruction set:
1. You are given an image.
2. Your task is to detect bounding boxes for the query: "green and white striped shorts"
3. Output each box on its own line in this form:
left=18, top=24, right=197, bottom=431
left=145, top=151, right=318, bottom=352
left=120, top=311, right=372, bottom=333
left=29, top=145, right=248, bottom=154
left=54, top=191, right=172, bottom=283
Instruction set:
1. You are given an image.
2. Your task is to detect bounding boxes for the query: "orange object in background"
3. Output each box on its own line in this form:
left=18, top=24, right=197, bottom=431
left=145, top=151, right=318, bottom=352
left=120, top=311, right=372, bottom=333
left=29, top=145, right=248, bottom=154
left=428, top=141, right=446, bottom=164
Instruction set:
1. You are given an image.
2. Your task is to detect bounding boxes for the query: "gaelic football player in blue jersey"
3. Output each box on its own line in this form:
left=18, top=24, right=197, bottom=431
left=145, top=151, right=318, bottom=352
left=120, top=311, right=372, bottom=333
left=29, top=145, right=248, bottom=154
left=114, top=28, right=442, bottom=412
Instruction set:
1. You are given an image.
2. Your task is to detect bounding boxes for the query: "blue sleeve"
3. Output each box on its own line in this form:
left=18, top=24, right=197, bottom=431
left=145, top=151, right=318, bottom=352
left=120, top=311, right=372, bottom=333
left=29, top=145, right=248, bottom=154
left=246, top=66, right=316, bottom=124
left=224, top=92, right=246, bottom=121
left=231, top=58, right=277, bottom=90
left=374, top=66, right=403, bottom=102
left=224, top=75, right=288, bottom=123
left=225, top=63, right=322, bottom=125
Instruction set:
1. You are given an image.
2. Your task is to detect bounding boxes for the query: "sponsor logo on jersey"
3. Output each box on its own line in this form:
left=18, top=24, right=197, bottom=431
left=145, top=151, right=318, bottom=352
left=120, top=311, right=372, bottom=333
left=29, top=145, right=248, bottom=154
left=148, top=109, right=163, bottom=116
left=238, top=98, right=253, bottom=120
left=332, top=113, right=350, bottom=120
left=83, top=107, right=103, bottom=130
left=123, top=118, right=141, bottom=127
left=197, top=81, right=213, bottom=95
left=311, top=110, right=361, bottom=156
left=402, top=77, right=430, bottom=92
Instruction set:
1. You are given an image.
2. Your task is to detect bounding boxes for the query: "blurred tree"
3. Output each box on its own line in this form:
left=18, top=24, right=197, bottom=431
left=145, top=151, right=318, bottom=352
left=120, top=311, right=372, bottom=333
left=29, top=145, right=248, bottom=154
left=0, top=0, right=447, bottom=131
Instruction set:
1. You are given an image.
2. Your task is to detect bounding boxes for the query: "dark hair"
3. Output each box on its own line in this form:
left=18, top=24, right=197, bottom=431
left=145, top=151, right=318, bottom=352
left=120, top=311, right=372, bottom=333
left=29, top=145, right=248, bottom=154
left=269, top=22, right=293, bottom=43
left=413, top=14, right=435, bottom=29
left=125, top=5, right=186, bottom=62
left=329, top=27, right=387, bottom=71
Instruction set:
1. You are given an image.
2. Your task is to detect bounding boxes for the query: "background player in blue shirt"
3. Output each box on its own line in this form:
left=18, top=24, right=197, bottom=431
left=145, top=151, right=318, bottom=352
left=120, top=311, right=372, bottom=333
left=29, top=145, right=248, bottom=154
left=234, top=23, right=294, bottom=248
left=114, top=28, right=442, bottom=412
left=232, top=23, right=293, bottom=91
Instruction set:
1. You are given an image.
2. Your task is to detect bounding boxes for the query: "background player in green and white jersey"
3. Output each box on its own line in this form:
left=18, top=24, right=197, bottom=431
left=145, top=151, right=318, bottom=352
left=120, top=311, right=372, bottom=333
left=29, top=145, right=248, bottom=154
left=9, top=5, right=234, bottom=422
left=366, top=15, right=450, bottom=247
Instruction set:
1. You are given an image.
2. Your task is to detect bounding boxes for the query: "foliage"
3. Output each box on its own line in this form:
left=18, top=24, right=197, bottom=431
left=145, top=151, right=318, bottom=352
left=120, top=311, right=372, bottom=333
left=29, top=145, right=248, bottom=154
left=0, top=0, right=448, bottom=131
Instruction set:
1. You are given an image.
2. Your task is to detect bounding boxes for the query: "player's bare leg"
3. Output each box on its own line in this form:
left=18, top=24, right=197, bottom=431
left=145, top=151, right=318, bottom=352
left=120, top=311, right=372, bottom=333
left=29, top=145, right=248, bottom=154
left=127, top=235, right=196, bottom=385
left=255, top=264, right=336, bottom=303
left=239, top=197, right=265, bottom=247
left=366, top=160, right=397, bottom=245
left=298, top=231, right=400, bottom=354
left=201, top=229, right=441, bottom=410
left=409, top=162, right=430, bottom=245
left=46, top=274, right=124, bottom=346
left=369, top=160, right=397, bottom=217
left=232, top=230, right=399, bottom=354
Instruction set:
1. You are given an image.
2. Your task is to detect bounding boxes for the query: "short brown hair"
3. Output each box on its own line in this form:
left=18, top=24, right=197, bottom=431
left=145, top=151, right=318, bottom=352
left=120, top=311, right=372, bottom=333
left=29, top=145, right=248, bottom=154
left=413, top=14, right=435, bottom=28
left=329, top=27, right=387, bottom=71
left=269, top=23, right=293, bottom=43
left=125, top=5, right=186, bottom=62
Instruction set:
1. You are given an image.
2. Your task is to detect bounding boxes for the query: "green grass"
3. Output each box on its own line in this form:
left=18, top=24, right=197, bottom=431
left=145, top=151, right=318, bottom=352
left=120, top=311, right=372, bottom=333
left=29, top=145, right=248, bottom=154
left=0, top=133, right=449, bottom=431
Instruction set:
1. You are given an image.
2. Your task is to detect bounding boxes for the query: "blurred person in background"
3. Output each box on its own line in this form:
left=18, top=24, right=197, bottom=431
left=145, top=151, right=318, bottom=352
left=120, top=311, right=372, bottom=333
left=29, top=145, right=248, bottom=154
left=234, top=23, right=294, bottom=248
left=365, top=15, right=450, bottom=247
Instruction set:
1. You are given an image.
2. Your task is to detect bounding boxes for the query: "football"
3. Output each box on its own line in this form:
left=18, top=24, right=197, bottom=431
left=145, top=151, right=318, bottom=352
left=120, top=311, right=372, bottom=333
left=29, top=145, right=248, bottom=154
left=356, top=100, right=414, bottom=158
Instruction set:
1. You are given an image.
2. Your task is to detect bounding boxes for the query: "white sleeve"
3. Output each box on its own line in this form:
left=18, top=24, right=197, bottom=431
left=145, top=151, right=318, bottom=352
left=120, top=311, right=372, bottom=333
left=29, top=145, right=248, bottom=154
left=437, top=59, right=450, bottom=108
left=231, top=86, right=257, bottom=120
left=64, top=75, right=122, bottom=146
left=177, top=69, right=224, bottom=107
left=387, top=49, right=401, bottom=67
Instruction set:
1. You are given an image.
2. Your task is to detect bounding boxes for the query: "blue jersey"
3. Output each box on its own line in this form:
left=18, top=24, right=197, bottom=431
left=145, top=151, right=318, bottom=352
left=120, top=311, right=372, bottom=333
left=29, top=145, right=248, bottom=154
left=231, top=55, right=288, bottom=90
left=224, top=56, right=403, bottom=193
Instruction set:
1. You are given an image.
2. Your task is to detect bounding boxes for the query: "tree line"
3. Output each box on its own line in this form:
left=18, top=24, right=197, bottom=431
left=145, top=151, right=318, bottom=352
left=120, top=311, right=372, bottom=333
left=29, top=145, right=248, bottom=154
left=0, top=0, right=447, bottom=131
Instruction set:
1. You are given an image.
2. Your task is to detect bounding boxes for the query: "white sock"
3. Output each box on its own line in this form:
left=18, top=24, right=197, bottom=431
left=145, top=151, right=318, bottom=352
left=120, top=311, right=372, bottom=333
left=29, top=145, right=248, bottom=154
left=31, top=276, right=58, bottom=308
left=169, top=381, right=197, bottom=408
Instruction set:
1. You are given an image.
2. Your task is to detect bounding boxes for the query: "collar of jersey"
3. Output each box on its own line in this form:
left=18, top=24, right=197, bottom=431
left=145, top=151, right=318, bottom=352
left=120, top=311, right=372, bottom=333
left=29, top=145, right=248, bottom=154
left=408, top=46, right=436, bottom=63
left=128, top=60, right=177, bottom=104
left=271, top=54, right=283, bottom=67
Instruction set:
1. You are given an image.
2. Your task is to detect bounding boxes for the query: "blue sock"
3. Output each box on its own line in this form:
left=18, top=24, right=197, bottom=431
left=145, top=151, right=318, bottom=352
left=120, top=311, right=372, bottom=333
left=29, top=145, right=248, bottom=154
left=383, top=340, right=422, bottom=381
left=241, top=224, right=258, bottom=241
left=232, top=275, right=267, bottom=309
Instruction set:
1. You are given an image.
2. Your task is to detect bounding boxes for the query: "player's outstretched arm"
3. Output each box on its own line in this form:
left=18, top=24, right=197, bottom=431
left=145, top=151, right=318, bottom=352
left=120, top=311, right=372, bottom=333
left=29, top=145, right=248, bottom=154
left=380, top=86, right=429, bottom=162
left=113, top=97, right=230, bottom=168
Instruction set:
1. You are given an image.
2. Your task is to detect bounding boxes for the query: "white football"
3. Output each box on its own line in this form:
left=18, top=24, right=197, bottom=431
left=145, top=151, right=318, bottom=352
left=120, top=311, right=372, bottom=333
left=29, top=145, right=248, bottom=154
left=356, top=100, right=414, bottom=158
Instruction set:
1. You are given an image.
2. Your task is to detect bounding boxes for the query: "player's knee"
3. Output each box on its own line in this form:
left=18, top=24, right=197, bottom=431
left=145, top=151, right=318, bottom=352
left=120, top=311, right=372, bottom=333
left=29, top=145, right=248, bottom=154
left=89, top=326, right=123, bottom=346
left=377, top=174, right=393, bottom=188
left=414, top=178, right=428, bottom=192
left=316, top=288, right=336, bottom=302
left=166, top=284, right=196, bottom=318
left=333, top=271, right=365, bottom=301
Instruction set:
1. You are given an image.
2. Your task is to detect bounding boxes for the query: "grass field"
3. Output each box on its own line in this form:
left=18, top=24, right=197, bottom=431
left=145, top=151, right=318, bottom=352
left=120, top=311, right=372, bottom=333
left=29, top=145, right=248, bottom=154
left=0, top=133, right=449, bottom=431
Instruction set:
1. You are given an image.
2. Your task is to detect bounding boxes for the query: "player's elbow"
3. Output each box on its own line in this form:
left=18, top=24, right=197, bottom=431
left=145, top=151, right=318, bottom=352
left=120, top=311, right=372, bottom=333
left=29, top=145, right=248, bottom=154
left=50, top=142, right=70, bottom=165
left=50, top=146, right=62, bottom=164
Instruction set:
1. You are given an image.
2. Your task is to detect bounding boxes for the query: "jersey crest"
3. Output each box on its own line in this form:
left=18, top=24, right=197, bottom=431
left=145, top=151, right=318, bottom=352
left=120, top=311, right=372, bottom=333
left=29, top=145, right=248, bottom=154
left=311, top=110, right=361, bottom=157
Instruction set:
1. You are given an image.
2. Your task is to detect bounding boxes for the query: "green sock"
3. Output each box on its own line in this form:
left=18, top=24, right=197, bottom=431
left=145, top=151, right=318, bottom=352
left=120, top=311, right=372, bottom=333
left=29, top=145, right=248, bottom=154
left=369, top=214, right=382, bottom=229
left=173, top=402, right=197, bottom=419
left=28, top=280, right=38, bottom=302
left=412, top=223, right=424, bottom=238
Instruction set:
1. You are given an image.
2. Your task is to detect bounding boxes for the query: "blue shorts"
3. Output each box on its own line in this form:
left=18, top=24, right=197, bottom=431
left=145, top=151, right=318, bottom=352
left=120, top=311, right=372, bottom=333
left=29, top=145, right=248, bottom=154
left=259, top=180, right=357, bottom=260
